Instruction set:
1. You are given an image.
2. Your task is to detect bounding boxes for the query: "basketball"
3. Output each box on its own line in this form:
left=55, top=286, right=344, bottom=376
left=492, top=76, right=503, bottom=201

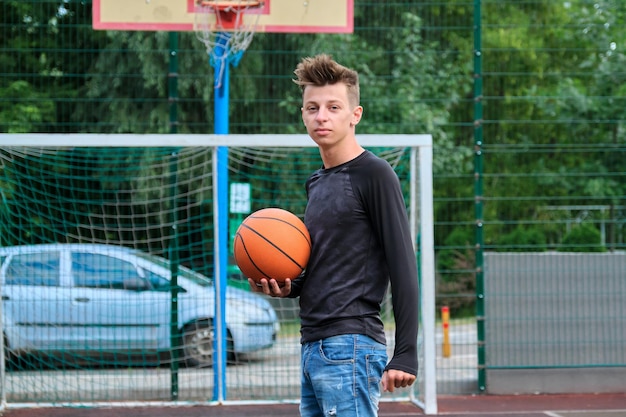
left=233, top=208, right=311, bottom=283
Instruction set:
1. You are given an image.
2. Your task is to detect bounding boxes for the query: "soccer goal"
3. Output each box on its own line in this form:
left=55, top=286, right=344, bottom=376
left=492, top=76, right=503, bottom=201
left=0, top=133, right=436, bottom=414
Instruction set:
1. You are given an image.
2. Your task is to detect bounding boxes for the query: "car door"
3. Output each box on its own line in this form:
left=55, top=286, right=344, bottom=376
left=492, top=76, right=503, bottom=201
left=1, top=249, right=71, bottom=350
left=68, top=251, right=167, bottom=351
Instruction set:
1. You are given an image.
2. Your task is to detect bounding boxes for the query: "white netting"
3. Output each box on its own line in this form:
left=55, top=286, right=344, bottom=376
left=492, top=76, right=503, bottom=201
left=194, top=1, right=263, bottom=88
left=0, top=134, right=435, bottom=413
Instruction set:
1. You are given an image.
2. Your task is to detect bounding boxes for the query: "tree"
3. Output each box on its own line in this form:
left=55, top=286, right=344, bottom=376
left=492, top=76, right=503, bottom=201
left=0, top=1, right=108, bottom=132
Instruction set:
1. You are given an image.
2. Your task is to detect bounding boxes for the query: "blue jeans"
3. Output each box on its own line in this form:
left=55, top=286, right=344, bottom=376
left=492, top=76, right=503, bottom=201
left=300, top=334, right=388, bottom=417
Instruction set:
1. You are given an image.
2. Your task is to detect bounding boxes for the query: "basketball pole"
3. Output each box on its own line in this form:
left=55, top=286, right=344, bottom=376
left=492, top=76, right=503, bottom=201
left=212, top=33, right=230, bottom=403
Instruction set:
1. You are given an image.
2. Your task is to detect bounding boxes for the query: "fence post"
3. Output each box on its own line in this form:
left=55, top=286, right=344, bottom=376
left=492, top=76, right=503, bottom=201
left=473, top=0, right=487, bottom=393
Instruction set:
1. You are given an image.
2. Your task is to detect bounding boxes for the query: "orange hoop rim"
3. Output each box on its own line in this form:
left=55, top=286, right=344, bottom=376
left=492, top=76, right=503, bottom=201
left=197, top=0, right=263, bottom=11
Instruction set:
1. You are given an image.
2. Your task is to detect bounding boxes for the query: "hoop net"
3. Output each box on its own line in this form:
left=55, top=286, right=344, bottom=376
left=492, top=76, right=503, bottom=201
left=194, top=1, right=263, bottom=88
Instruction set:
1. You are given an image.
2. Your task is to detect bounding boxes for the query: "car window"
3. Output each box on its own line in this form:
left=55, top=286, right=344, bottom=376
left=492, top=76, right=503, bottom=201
left=5, top=252, right=61, bottom=286
left=142, top=269, right=172, bottom=291
left=72, top=252, right=146, bottom=290
left=134, top=251, right=213, bottom=287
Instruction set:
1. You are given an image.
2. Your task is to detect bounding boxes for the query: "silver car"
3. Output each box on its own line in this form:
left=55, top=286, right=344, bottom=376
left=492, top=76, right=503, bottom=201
left=0, top=244, right=279, bottom=368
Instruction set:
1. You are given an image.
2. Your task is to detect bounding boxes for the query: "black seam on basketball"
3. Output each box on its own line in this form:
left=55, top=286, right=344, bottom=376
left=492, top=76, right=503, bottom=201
left=238, top=223, right=308, bottom=270
left=246, top=216, right=312, bottom=247
left=235, top=232, right=272, bottom=279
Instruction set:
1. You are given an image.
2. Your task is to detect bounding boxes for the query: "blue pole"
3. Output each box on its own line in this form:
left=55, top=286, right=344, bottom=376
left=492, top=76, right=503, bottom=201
left=213, top=34, right=229, bottom=402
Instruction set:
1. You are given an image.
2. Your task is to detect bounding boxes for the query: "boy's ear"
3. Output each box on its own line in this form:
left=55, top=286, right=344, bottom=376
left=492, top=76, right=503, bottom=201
left=351, top=106, right=363, bottom=127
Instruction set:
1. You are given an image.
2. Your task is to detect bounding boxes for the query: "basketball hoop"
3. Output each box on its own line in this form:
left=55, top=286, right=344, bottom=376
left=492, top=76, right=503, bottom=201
left=194, top=0, right=263, bottom=88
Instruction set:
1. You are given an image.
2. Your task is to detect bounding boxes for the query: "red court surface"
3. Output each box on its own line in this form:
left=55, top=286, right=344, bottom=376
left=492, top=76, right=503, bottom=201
left=3, top=393, right=626, bottom=417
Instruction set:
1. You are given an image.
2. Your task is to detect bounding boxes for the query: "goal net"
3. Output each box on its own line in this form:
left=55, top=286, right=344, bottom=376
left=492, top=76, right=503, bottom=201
left=0, top=134, right=436, bottom=414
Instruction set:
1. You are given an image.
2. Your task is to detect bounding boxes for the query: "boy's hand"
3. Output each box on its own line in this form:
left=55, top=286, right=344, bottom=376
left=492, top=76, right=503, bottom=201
left=248, top=278, right=291, bottom=298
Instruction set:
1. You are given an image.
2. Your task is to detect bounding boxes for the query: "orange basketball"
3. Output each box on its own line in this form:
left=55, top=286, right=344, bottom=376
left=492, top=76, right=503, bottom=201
left=233, top=208, right=311, bottom=283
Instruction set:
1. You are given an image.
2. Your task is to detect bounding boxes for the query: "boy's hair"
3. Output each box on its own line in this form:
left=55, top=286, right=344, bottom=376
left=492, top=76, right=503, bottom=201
left=293, top=54, right=360, bottom=106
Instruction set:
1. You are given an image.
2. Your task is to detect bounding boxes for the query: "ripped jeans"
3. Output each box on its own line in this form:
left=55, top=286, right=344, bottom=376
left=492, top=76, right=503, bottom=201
left=300, top=334, right=388, bottom=417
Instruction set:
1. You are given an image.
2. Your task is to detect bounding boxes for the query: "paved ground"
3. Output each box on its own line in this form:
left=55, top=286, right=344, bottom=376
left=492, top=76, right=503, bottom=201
left=2, top=327, right=623, bottom=416
left=2, top=393, right=625, bottom=417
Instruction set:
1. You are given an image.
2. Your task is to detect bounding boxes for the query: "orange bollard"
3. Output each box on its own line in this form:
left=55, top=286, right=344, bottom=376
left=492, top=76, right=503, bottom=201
left=442, top=306, right=451, bottom=358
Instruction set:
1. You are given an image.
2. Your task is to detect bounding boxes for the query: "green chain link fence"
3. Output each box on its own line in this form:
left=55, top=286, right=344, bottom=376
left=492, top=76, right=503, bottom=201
left=0, top=0, right=624, bottom=406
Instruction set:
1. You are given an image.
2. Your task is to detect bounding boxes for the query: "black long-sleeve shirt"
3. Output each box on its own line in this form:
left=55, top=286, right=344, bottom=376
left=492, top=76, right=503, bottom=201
left=289, top=150, right=419, bottom=376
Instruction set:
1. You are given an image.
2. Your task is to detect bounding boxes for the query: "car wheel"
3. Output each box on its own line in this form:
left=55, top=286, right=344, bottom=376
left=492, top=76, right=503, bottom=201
left=182, top=321, right=235, bottom=368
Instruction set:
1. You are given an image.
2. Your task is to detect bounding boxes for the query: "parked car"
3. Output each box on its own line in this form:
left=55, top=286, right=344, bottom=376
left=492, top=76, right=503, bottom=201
left=0, top=243, right=279, bottom=368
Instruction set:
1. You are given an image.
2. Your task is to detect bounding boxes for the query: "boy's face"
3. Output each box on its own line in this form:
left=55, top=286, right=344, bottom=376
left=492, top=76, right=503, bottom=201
left=301, top=82, right=362, bottom=148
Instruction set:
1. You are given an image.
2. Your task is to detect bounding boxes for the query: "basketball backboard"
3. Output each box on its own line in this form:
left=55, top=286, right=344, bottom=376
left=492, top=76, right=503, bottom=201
left=92, top=0, right=353, bottom=33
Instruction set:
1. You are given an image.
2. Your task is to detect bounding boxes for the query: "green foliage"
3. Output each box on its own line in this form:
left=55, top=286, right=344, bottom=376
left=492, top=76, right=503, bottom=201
left=497, top=226, right=547, bottom=252
left=437, top=227, right=473, bottom=275
left=0, top=0, right=625, bottom=302
left=559, top=224, right=606, bottom=252
left=0, top=81, right=55, bottom=133
left=435, top=227, right=475, bottom=316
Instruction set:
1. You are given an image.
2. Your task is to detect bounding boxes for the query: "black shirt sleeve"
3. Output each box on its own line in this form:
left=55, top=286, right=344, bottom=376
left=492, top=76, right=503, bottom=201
left=352, top=154, right=419, bottom=375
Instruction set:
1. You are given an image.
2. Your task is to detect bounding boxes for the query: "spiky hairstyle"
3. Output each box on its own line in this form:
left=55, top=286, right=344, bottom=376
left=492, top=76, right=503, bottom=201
left=293, top=54, right=360, bottom=106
